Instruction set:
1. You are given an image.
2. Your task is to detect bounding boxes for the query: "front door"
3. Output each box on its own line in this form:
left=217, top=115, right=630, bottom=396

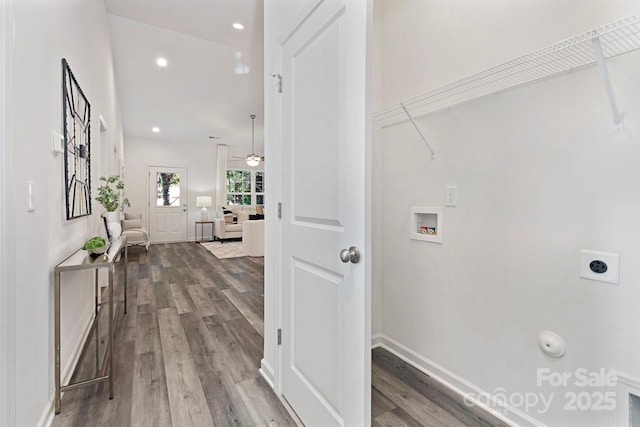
left=148, top=166, right=188, bottom=243
left=278, top=0, right=371, bottom=425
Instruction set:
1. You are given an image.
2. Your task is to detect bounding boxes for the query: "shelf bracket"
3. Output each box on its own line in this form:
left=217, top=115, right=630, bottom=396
left=401, top=103, right=436, bottom=160
left=591, top=37, right=624, bottom=133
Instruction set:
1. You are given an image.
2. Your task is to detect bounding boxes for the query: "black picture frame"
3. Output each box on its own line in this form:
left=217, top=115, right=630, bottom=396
left=62, top=58, right=92, bottom=220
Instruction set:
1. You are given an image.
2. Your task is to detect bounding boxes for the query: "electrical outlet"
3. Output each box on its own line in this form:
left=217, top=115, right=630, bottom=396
left=579, top=250, right=619, bottom=284
left=445, top=186, right=457, bottom=207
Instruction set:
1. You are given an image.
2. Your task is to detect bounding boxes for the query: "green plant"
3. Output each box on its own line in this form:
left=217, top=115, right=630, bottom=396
left=95, top=175, right=130, bottom=212
left=83, top=236, right=106, bottom=250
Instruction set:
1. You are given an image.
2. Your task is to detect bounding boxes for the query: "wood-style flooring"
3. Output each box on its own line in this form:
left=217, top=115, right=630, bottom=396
left=52, top=242, right=506, bottom=427
left=52, top=243, right=294, bottom=427
left=371, top=349, right=508, bottom=426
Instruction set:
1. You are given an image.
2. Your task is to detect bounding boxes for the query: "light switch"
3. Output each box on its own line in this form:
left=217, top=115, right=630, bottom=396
left=27, top=181, right=34, bottom=212
left=51, top=132, right=64, bottom=154
left=445, top=186, right=458, bottom=207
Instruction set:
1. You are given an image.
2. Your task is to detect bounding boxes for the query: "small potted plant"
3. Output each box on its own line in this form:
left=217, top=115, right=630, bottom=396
left=95, top=175, right=130, bottom=240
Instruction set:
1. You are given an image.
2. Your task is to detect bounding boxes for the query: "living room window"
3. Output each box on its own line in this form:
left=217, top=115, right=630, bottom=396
left=226, top=169, right=264, bottom=205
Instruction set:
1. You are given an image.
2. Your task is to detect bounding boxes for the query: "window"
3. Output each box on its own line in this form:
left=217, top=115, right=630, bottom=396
left=255, top=171, right=264, bottom=205
left=226, top=169, right=264, bottom=205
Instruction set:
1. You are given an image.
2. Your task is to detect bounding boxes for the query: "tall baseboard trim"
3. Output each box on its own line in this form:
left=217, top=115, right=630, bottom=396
left=260, top=358, right=276, bottom=389
left=37, top=303, right=95, bottom=427
left=376, top=334, right=544, bottom=427
left=612, top=371, right=640, bottom=426
left=371, top=333, right=383, bottom=349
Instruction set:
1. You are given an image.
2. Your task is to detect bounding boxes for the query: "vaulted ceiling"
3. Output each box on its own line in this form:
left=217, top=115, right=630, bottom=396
left=104, top=0, right=264, bottom=160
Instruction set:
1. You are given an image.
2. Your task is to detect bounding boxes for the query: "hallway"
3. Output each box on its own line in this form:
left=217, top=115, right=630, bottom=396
left=52, top=243, right=295, bottom=426
left=51, top=242, right=504, bottom=427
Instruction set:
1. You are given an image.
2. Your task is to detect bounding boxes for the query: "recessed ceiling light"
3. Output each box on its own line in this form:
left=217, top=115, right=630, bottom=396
left=152, top=127, right=160, bottom=133
left=156, top=57, right=168, bottom=67
left=232, top=22, right=244, bottom=30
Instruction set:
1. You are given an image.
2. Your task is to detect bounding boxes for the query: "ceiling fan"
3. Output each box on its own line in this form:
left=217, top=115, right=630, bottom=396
left=231, top=114, right=264, bottom=167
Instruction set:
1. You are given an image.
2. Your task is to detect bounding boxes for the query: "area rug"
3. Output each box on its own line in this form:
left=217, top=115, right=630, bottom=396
left=200, top=241, right=247, bottom=259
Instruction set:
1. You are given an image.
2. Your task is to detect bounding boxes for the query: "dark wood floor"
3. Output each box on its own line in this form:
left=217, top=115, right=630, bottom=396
left=52, top=242, right=505, bottom=427
left=53, top=243, right=295, bottom=427
left=371, top=349, right=507, bottom=426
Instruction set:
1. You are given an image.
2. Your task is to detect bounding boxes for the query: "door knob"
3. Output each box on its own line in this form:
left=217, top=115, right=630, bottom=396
left=339, top=246, right=360, bottom=264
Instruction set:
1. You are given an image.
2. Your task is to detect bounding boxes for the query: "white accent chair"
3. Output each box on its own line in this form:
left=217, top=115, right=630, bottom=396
left=212, top=205, right=263, bottom=241
left=212, top=218, right=243, bottom=241
left=120, top=213, right=150, bottom=251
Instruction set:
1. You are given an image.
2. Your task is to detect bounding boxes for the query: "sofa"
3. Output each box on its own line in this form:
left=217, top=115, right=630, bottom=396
left=242, top=219, right=264, bottom=256
left=212, top=205, right=264, bottom=241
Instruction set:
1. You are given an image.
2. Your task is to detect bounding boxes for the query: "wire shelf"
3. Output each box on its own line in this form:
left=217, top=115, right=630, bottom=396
left=373, top=13, right=640, bottom=126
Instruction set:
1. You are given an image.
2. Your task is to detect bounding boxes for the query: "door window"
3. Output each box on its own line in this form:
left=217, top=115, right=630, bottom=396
left=156, top=172, right=181, bottom=206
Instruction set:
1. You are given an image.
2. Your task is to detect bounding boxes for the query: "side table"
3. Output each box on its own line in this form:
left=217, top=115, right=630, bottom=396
left=195, top=221, right=214, bottom=243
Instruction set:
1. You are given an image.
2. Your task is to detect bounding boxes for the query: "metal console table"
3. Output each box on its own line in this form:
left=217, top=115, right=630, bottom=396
left=53, top=236, right=128, bottom=414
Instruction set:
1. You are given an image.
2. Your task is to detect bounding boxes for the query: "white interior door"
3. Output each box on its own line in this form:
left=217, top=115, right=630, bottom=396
left=149, top=166, right=188, bottom=243
left=278, top=0, right=371, bottom=425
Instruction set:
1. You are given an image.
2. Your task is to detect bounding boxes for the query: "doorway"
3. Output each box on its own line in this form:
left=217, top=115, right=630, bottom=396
left=148, top=166, right=188, bottom=243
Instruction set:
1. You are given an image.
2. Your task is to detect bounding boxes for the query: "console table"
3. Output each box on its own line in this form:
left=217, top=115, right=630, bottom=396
left=53, top=236, right=127, bottom=414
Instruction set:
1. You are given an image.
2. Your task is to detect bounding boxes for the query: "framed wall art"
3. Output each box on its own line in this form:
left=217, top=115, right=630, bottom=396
left=62, top=58, right=92, bottom=219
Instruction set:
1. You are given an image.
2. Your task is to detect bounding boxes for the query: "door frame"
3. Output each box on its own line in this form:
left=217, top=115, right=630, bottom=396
left=147, top=164, right=190, bottom=242
left=0, top=0, right=16, bottom=425
left=263, top=0, right=372, bottom=423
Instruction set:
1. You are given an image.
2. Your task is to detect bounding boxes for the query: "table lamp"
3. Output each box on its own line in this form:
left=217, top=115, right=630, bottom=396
left=196, top=196, right=213, bottom=221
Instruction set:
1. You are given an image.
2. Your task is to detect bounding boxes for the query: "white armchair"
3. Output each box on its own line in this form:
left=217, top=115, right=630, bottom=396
left=212, top=218, right=243, bottom=241
left=212, top=205, right=263, bottom=241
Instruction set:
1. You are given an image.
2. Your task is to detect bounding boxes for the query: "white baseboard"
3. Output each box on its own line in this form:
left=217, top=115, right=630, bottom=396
left=612, top=371, right=640, bottom=426
left=37, top=303, right=95, bottom=427
left=260, top=358, right=276, bottom=389
left=375, top=334, right=544, bottom=427
left=371, top=333, right=383, bottom=349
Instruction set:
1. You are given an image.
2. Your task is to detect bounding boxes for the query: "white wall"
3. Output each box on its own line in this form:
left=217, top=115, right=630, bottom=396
left=123, top=137, right=216, bottom=241
left=375, top=1, right=640, bottom=425
left=7, top=0, right=124, bottom=425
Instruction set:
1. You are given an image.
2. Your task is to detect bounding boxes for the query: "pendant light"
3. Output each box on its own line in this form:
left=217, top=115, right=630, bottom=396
left=246, top=114, right=261, bottom=167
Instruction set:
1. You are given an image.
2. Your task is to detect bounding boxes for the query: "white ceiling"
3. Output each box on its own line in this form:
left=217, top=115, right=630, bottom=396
left=104, top=0, right=264, bottom=158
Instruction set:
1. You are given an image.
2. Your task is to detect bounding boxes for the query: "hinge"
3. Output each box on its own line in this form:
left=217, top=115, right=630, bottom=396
left=277, top=328, right=282, bottom=345
left=278, top=202, right=282, bottom=219
left=270, top=73, right=282, bottom=94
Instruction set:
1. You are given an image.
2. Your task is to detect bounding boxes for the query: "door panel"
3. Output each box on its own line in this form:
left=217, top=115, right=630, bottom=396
left=292, top=12, right=343, bottom=225
left=149, top=166, right=188, bottom=243
left=292, top=259, right=342, bottom=410
left=278, top=0, right=370, bottom=425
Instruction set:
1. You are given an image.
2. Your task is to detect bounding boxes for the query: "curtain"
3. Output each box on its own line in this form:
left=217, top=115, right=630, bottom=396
left=215, top=144, right=227, bottom=214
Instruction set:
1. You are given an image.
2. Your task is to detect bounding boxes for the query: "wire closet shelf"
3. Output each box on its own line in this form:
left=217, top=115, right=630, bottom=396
left=373, top=13, right=640, bottom=127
